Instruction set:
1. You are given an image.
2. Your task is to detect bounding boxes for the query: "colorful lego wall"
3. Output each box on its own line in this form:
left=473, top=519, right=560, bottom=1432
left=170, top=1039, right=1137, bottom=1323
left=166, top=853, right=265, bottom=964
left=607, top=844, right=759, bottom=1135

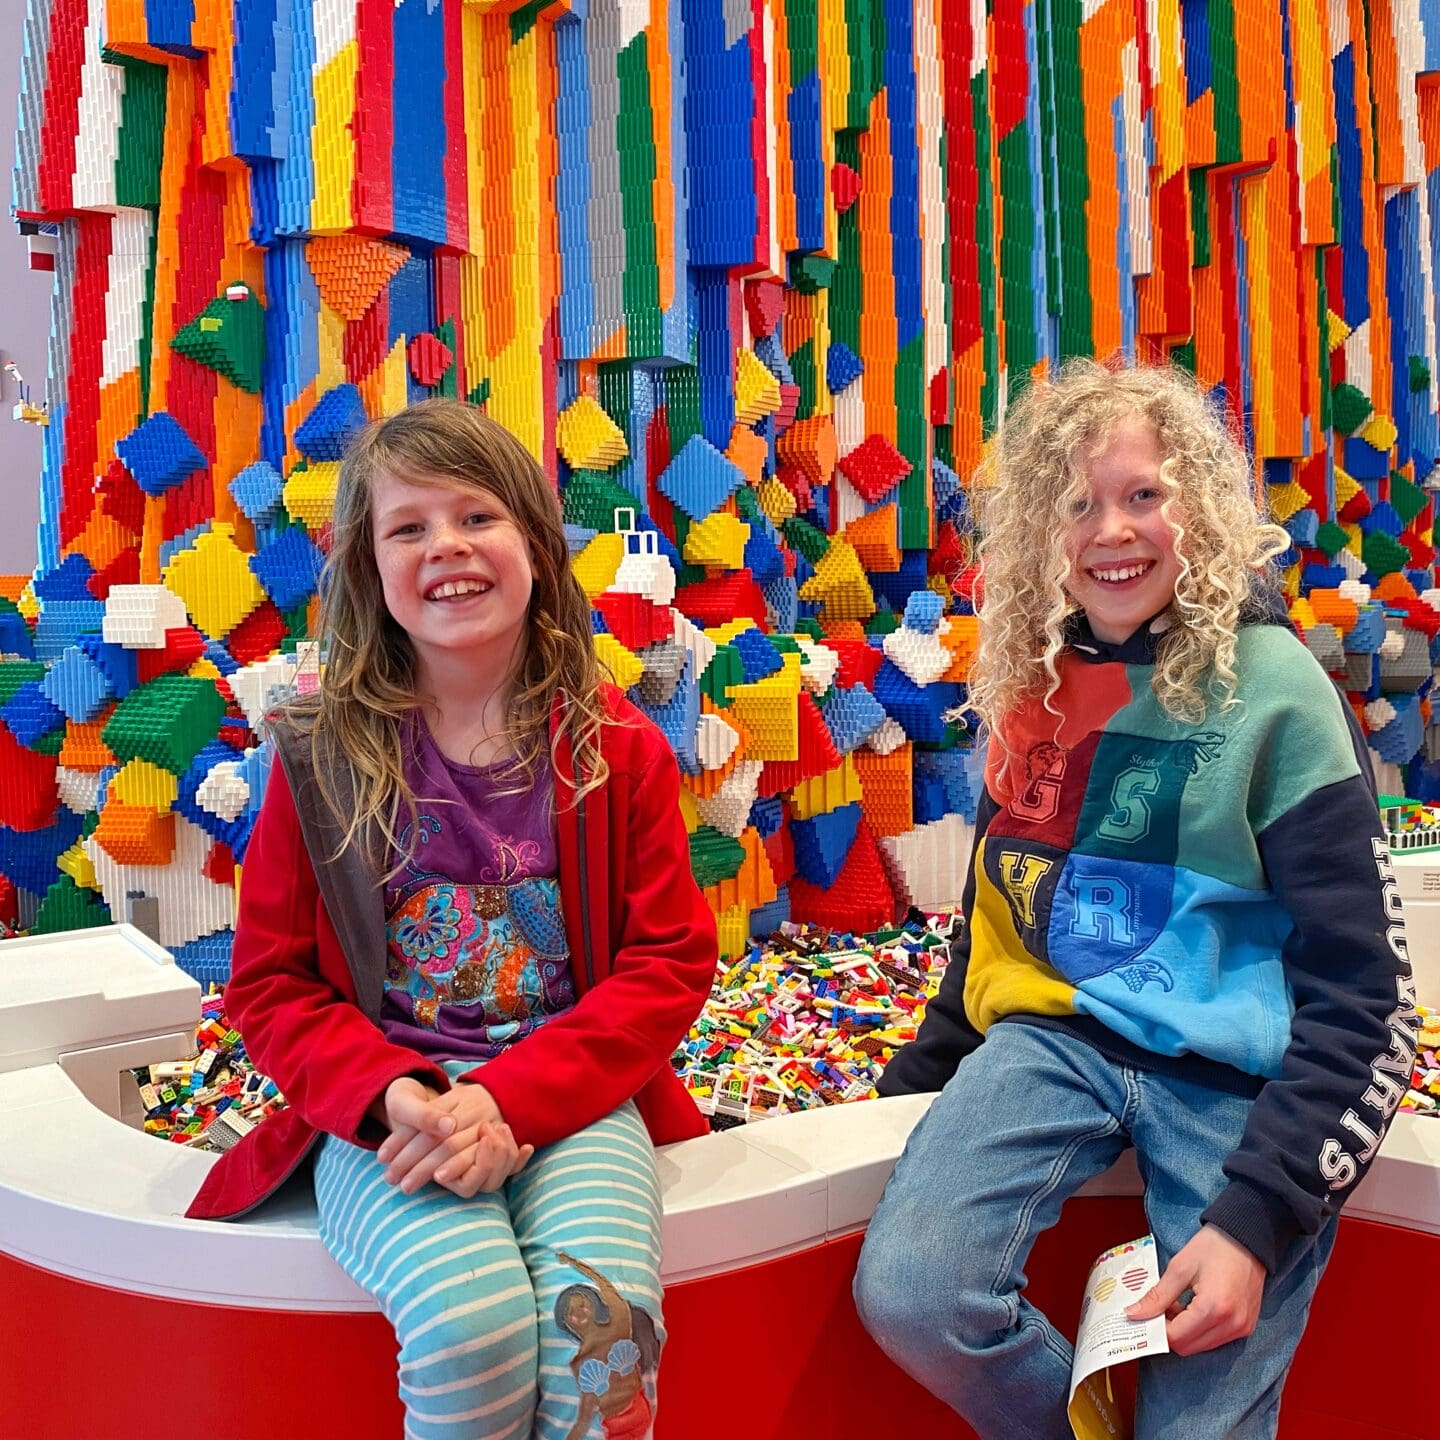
left=3, top=0, right=1439, bottom=974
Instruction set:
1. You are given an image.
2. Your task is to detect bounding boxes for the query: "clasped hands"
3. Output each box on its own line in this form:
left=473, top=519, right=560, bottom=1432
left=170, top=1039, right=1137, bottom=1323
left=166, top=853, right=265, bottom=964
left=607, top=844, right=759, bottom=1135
left=375, top=1077, right=535, bottom=1198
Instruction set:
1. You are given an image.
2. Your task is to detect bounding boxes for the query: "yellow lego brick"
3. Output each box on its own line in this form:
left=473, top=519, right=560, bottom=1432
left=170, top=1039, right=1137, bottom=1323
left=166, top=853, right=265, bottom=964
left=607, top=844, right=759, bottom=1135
left=572, top=533, right=625, bottom=599
left=683, top=511, right=751, bottom=569
left=757, top=478, right=798, bottom=523
left=713, top=903, right=751, bottom=963
left=1359, top=413, right=1398, bottom=453
left=789, top=755, right=863, bottom=820
left=110, top=757, right=180, bottom=814
left=677, top=785, right=700, bottom=834
left=1326, top=309, right=1351, bottom=352
left=17, top=582, right=38, bottom=621
left=56, top=840, right=99, bottom=891
left=161, top=524, right=264, bottom=638
left=1266, top=480, right=1310, bottom=524
left=1289, top=597, right=1317, bottom=631
left=188, top=658, right=224, bottom=682
left=283, top=460, right=342, bottom=531
left=798, top=536, right=875, bottom=621
left=556, top=395, right=629, bottom=471
left=1334, top=467, right=1362, bottom=511
left=594, top=632, right=644, bottom=690
left=704, top=619, right=759, bottom=646
left=728, top=653, right=802, bottom=761
left=734, top=349, right=782, bottom=426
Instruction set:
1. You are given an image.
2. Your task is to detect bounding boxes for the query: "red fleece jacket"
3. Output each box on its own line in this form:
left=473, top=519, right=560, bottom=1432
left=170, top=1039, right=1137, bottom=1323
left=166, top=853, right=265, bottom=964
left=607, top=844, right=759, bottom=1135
left=187, top=691, right=716, bottom=1221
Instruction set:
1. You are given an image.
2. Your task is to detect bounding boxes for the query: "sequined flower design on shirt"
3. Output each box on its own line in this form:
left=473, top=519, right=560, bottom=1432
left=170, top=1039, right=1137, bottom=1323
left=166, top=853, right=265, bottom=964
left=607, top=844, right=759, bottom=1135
left=391, top=885, right=464, bottom=966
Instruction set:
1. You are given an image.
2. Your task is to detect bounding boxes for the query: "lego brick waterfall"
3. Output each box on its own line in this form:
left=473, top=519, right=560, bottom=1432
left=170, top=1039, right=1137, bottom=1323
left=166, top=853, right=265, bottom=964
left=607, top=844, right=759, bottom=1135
left=4, top=0, right=1440, bottom=965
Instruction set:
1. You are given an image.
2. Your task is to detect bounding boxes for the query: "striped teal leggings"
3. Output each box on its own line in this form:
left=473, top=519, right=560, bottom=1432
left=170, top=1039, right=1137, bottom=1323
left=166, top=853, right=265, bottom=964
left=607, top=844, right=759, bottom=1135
left=314, top=1089, right=664, bottom=1440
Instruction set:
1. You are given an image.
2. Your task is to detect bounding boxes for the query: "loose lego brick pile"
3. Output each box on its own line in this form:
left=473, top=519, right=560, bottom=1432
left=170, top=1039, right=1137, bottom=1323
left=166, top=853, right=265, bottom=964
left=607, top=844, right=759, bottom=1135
left=674, top=909, right=956, bottom=1127
left=132, top=989, right=286, bottom=1151
left=1401, top=1007, right=1440, bottom=1115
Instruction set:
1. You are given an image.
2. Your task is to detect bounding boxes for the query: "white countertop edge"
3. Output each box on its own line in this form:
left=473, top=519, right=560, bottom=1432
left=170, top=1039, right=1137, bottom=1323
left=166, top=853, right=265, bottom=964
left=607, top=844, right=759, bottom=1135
left=4, top=1062, right=1440, bottom=1309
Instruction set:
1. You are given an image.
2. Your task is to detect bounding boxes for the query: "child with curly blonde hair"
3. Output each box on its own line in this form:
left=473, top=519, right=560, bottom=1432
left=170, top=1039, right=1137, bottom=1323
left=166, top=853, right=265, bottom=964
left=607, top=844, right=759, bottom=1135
left=855, top=360, right=1416, bottom=1438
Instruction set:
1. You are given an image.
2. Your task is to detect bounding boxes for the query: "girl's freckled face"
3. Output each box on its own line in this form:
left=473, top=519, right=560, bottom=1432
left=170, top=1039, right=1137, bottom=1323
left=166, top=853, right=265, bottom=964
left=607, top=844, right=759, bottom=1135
left=370, top=469, right=536, bottom=677
left=1064, top=420, right=1184, bottom=645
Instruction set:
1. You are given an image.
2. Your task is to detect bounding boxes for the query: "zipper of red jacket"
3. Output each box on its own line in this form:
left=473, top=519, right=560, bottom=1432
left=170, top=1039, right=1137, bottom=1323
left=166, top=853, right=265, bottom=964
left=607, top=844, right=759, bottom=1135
left=575, top=787, right=596, bottom=992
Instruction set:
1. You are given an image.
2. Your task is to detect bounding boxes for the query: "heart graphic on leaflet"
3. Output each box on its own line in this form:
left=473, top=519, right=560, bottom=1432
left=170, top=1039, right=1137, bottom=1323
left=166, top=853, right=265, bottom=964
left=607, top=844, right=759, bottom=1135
left=1092, top=1276, right=1117, bottom=1303
left=1120, top=1267, right=1149, bottom=1292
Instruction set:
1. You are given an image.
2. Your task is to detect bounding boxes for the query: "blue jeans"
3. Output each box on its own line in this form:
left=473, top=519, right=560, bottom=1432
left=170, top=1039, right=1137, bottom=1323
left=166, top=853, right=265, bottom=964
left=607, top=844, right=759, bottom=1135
left=854, top=1023, right=1337, bottom=1440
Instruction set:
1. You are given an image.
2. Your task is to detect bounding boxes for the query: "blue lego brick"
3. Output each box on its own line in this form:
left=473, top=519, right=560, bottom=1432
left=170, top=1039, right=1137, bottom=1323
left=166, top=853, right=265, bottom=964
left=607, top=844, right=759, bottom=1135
left=240, top=744, right=273, bottom=818
left=41, top=646, right=112, bottom=723
left=391, top=0, right=449, bottom=247
left=633, top=656, right=701, bottom=773
left=873, top=660, right=959, bottom=744
left=77, top=636, right=138, bottom=700
left=169, top=928, right=235, bottom=987
left=565, top=524, right=599, bottom=556
left=826, top=342, right=864, bottom=395
left=33, top=554, right=96, bottom=601
left=749, top=795, right=784, bottom=840
left=792, top=802, right=863, bottom=887
left=1346, top=604, right=1388, bottom=653
left=250, top=525, right=323, bottom=611
left=174, top=741, right=259, bottom=857
left=116, top=413, right=208, bottom=496
left=868, top=550, right=930, bottom=613
left=1372, top=694, right=1424, bottom=765
left=1284, top=508, right=1319, bottom=547
left=821, top=684, right=886, bottom=754
left=0, top=613, right=34, bottom=659
left=229, top=461, right=286, bottom=524
left=1, top=681, right=64, bottom=746
left=748, top=886, right=790, bottom=936
left=903, top=590, right=944, bottom=634
left=752, top=331, right=795, bottom=386
left=732, top=628, right=783, bottom=683
left=657, top=435, right=746, bottom=522
left=0, top=810, right=83, bottom=894
left=591, top=609, right=609, bottom=634
left=203, top=640, right=240, bottom=676
left=1302, top=562, right=1349, bottom=589
left=913, top=748, right=973, bottom=824
left=744, top=525, right=785, bottom=589
left=932, top=458, right=967, bottom=527
left=294, top=384, right=368, bottom=462
left=1344, top=436, right=1389, bottom=481
left=1359, top=502, right=1404, bottom=537
left=764, top=575, right=798, bottom=634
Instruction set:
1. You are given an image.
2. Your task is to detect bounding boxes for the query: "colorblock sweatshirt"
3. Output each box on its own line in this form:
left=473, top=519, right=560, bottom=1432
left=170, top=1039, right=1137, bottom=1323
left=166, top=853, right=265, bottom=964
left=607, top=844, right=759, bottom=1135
left=880, top=593, right=1419, bottom=1271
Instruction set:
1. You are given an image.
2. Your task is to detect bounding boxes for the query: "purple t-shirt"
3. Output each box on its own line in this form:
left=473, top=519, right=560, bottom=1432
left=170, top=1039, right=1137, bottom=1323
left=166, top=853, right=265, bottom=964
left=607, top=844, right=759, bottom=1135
left=379, top=717, right=577, bottom=1063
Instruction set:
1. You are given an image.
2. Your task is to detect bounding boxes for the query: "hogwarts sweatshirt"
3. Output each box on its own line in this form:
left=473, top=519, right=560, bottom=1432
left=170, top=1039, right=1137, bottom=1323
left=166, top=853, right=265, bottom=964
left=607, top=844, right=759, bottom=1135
left=879, top=593, right=1418, bottom=1271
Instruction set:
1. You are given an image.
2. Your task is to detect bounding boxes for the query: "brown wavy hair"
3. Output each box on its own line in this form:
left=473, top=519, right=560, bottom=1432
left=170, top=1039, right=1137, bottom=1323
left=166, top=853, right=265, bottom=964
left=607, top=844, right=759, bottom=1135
left=291, top=398, right=610, bottom=866
left=970, top=359, right=1290, bottom=767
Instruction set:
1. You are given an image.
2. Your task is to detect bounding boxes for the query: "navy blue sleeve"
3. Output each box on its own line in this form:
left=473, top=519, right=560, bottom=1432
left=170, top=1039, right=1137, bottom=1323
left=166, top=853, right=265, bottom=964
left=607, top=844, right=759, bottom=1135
left=1202, top=765, right=1418, bottom=1271
left=877, top=788, right=995, bottom=1096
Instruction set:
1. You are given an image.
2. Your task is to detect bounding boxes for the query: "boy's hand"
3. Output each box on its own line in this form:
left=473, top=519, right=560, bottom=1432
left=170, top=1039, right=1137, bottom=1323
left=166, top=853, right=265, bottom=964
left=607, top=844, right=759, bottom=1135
left=1124, top=1224, right=1265, bottom=1355
left=378, top=1080, right=531, bottom=1194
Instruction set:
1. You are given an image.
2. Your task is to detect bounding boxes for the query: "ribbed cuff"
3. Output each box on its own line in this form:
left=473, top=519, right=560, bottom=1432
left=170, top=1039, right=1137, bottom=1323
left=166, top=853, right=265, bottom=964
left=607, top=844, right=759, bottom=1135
left=1201, top=1179, right=1300, bottom=1274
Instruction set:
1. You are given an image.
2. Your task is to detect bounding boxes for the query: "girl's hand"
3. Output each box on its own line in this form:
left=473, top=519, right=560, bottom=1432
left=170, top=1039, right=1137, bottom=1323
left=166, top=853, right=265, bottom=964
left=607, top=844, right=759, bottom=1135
left=379, top=1081, right=527, bottom=1194
left=1124, top=1224, right=1265, bottom=1355
left=432, top=1121, right=535, bottom=1197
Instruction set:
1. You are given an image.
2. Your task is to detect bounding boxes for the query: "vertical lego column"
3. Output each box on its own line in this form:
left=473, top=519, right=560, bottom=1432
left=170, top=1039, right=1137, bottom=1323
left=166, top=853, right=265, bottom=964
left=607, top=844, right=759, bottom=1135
left=391, top=0, right=448, bottom=246
left=310, top=0, right=359, bottom=236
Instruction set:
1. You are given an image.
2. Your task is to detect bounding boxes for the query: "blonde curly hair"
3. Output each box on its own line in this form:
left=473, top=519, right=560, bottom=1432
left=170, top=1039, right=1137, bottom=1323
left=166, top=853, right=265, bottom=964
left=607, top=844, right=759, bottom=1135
left=969, top=359, right=1290, bottom=761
